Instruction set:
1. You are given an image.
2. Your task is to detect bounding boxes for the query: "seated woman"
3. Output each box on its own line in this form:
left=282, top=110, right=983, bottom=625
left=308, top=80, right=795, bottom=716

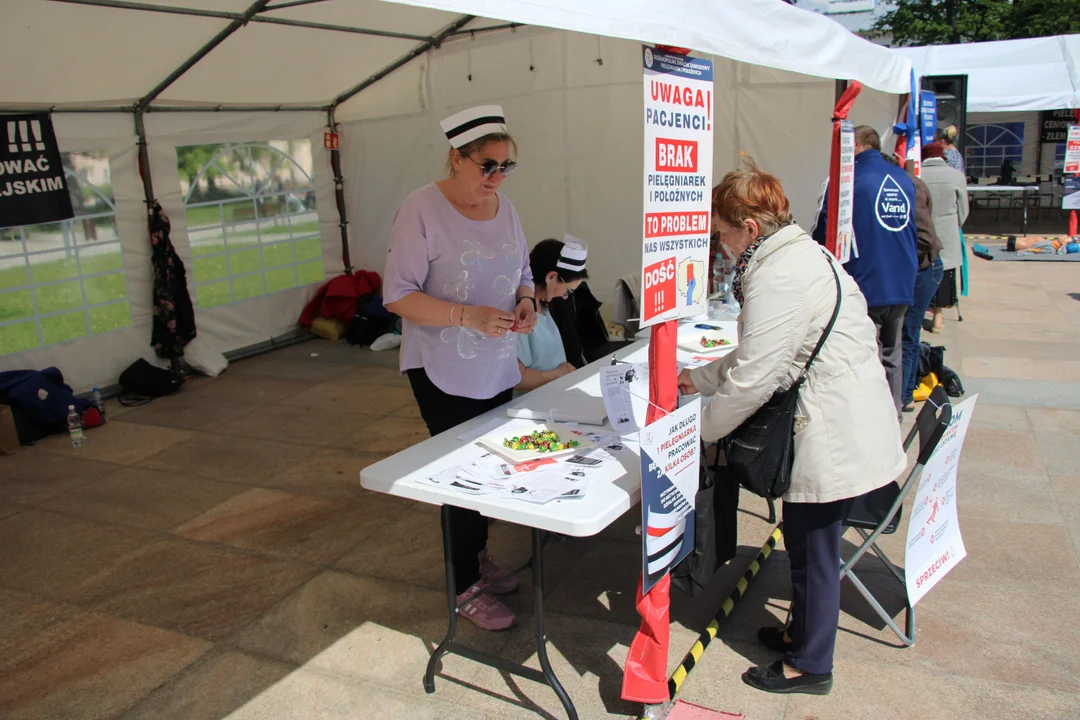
left=515, top=237, right=588, bottom=392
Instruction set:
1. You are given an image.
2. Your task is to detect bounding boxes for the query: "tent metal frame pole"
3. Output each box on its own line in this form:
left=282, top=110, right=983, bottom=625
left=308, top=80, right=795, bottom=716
left=48, top=0, right=435, bottom=42
left=332, top=14, right=475, bottom=108
left=133, top=106, right=182, bottom=374
left=1, top=105, right=330, bottom=114
left=327, top=107, right=353, bottom=274
left=128, top=0, right=273, bottom=370
left=136, top=0, right=275, bottom=112
left=446, top=22, right=523, bottom=37
left=261, top=0, right=332, bottom=11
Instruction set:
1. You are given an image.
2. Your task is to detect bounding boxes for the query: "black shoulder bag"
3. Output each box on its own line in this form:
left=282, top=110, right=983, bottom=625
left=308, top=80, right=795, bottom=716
left=724, top=249, right=842, bottom=500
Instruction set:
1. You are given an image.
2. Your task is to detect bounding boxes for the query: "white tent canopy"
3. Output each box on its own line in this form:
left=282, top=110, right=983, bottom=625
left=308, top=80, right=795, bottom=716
left=5, top=0, right=911, bottom=110
left=1, top=0, right=910, bottom=392
left=895, top=35, right=1080, bottom=113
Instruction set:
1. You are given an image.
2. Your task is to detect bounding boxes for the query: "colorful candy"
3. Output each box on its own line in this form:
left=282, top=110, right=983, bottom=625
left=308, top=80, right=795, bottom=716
left=503, top=430, right=581, bottom=453
left=700, top=336, right=731, bottom=349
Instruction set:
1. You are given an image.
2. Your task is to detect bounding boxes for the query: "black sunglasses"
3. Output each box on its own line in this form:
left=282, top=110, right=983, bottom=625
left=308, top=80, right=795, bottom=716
left=467, top=155, right=518, bottom=178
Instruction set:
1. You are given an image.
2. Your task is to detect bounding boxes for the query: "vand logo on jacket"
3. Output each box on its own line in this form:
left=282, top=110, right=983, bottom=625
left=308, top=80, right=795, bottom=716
left=874, top=174, right=911, bottom=232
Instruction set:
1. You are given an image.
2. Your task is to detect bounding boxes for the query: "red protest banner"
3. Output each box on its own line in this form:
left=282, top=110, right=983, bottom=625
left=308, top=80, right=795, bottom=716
left=826, top=81, right=862, bottom=261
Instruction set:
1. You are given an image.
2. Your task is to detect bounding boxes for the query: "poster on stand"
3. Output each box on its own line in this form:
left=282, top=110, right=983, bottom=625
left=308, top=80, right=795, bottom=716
left=640, top=397, right=701, bottom=594
left=827, top=120, right=856, bottom=263
left=640, top=46, right=714, bottom=327
left=920, top=91, right=938, bottom=146
left=1063, top=177, right=1080, bottom=210
left=1065, top=125, right=1080, bottom=175
left=0, top=113, right=73, bottom=228
left=905, top=394, right=978, bottom=607
left=906, top=128, right=922, bottom=177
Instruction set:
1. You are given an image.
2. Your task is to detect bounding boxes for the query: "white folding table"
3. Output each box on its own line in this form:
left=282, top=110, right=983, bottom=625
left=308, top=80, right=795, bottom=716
left=360, top=322, right=737, bottom=719
left=967, top=185, right=1039, bottom=235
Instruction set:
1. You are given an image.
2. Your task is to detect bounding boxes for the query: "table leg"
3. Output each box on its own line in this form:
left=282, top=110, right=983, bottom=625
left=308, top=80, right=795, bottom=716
left=533, top=528, right=578, bottom=720
left=424, top=505, right=457, bottom=694
left=421, top=510, right=578, bottom=718
left=1023, top=190, right=1029, bottom=235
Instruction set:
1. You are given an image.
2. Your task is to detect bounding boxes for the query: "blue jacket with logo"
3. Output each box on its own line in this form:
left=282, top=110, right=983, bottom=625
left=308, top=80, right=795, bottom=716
left=812, top=149, right=918, bottom=308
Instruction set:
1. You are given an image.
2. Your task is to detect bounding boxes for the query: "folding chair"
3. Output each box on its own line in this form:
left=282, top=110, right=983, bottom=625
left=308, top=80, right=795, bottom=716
left=839, top=385, right=952, bottom=647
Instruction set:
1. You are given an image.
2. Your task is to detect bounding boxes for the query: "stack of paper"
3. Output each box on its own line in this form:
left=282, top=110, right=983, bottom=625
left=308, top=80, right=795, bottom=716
left=416, top=436, right=634, bottom=505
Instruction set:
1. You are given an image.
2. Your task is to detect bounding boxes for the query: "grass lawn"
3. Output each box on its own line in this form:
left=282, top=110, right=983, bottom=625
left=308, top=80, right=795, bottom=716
left=184, top=202, right=318, bottom=237
left=1, top=233, right=326, bottom=356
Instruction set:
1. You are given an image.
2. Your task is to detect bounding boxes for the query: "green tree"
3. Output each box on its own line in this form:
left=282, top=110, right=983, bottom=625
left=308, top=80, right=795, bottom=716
left=176, top=145, right=222, bottom=196
left=871, top=0, right=1080, bottom=46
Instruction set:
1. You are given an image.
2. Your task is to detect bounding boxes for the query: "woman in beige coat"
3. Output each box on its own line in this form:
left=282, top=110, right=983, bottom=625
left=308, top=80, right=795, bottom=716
left=678, top=159, right=905, bottom=695
left=921, top=141, right=970, bottom=332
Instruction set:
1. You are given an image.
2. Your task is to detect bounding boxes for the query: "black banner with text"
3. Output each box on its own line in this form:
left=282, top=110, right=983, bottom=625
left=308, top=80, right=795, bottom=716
left=0, top=113, right=74, bottom=227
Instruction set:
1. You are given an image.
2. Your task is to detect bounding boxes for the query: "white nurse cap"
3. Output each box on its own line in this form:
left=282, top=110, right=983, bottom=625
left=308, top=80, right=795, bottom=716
left=440, top=105, right=508, bottom=148
left=557, top=235, right=587, bottom=272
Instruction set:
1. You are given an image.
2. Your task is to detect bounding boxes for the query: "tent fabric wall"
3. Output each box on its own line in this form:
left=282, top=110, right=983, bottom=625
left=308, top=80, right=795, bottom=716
left=3, top=0, right=908, bottom=391
left=0, top=115, right=157, bottom=393
left=0, top=111, right=346, bottom=392
left=145, top=111, right=343, bottom=362
left=339, top=28, right=900, bottom=311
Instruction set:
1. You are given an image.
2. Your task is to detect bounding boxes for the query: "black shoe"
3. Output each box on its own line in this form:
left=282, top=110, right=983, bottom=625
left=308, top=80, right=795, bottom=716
left=757, top=626, right=792, bottom=653
left=902, top=403, right=915, bottom=413
left=742, top=660, right=833, bottom=695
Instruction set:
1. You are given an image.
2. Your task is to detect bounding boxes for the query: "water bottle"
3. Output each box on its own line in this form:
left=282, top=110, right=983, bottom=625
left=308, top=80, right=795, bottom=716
left=91, top=387, right=107, bottom=423
left=711, top=260, right=725, bottom=296
left=67, top=405, right=84, bottom=448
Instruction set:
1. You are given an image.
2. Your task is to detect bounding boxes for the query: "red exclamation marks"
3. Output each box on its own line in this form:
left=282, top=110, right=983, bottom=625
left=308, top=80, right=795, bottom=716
left=18, top=120, right=31, bottom=152
left=30, top=119, right=45, bottom=151
left=6, top=121, right=16, bottom=153
left=706, top=90, right=711, bottom=131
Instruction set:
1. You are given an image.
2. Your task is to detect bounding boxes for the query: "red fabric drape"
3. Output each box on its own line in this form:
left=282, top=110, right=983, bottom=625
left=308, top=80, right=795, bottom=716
left=825, top=81, right=863, bottom=257
left=622, top=319, right=679, bottom=702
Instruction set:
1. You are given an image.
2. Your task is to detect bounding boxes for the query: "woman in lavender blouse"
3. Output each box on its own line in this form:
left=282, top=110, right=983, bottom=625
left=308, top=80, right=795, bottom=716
left=383, top=105, right=538, bottom=631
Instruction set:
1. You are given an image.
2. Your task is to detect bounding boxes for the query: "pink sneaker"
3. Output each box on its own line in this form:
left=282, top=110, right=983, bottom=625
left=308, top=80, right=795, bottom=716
left=479, top=550, right=519, bottom=594
left=457, top=585, right=515, bottom=631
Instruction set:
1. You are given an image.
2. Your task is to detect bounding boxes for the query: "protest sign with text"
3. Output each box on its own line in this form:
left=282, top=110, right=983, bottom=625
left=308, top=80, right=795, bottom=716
left=641, top=47, right=713, bottom=326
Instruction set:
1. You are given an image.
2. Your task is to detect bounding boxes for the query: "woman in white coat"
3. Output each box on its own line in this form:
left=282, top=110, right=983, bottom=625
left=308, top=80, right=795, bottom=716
left=921, top=141, right=970, bottom=333
left=678, top=159, right=905, bottom=695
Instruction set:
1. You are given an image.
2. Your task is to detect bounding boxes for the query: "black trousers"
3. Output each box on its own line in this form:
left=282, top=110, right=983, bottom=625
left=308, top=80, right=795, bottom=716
left=407, top=368, right=513, bottom=594
left=784, top=497, right=853, bottom=675
left=867, top=303, right=908, bottom=417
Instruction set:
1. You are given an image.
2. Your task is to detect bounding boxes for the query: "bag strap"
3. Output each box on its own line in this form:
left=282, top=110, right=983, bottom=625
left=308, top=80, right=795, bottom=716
left=796, top=249, right=843, bottom=383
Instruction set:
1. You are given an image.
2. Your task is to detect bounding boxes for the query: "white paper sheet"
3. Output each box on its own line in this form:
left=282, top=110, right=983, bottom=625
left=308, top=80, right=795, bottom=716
left=600, top=363, right=650, bottom=435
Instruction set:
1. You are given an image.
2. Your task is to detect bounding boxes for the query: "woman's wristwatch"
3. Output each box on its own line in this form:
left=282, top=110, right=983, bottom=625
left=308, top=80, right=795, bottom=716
left=517, top=296, right=537, bottom=311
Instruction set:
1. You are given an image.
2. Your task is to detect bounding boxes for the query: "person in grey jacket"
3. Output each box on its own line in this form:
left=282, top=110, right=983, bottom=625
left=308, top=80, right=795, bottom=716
left=678, top=158, right=905, bottom=696
left=921, top=142, right=970, bottom=333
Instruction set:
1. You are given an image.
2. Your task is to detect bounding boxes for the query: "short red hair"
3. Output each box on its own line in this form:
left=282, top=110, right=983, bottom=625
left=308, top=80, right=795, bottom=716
left=712, top=154, right=792, bottom=237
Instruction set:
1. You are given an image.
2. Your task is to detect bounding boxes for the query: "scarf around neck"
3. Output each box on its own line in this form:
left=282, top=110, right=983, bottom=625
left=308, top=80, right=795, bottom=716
left=731, top=235, right=768, bottom=305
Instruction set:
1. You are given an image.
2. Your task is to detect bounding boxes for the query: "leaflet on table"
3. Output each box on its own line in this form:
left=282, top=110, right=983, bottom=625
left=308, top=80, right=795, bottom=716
left=640, top=397, right=701, bottom=593
left=472, top=450, right=560, bottom=479
left=419, top=463, right=587, bottom=503
left=640, top=47, right=714, bottom=327
left=904, top=394, right=977, bottom=607
left=599, top=363, right=650, bottom=434
left=418, top=439, right=625, bottom=503
left=569, top=424, right=641, bottom=459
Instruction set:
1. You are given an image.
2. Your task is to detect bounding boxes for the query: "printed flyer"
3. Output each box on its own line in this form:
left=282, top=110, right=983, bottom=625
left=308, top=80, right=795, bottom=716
left=905, top=395, right=977, bottom=606
left=640, top=397, right=701, bottom=593
left=640, top=47, right=714, bottom=326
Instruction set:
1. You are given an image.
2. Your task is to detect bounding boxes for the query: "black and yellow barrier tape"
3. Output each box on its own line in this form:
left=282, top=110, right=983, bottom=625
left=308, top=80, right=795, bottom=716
left=666, top=523, right=783, bottom=701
